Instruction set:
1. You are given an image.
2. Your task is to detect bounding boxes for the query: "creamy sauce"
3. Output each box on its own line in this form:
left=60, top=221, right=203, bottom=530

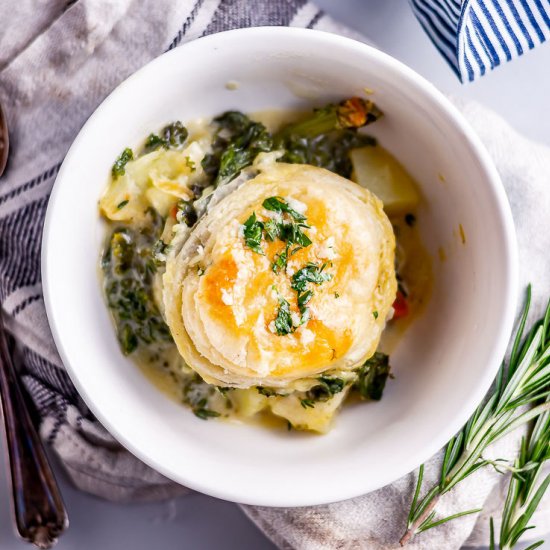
left=379, top=215, right=433, bottom=354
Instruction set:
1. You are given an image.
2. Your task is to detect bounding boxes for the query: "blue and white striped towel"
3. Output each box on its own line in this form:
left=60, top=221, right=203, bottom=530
left=410, top=0, right=550, bottom=81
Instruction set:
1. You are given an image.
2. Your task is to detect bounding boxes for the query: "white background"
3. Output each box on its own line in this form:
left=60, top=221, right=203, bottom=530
left=1, top=1, right=549, bottom=549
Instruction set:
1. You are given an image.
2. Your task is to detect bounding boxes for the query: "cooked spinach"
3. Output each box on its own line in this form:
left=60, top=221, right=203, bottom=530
left=307, top=376, right=345, bottom=402
left=182, top=372, right=222, bottom=420
left=102, top=209, right=173, bottom=355
left=112, top=148, right=134, bottom=178
left=144, top=121, right=189, bottom=152
left=354, top=352, right=391, bottom=401
left=274, top=97, right=380, bottom=178
left=201, top=111, right=273, bottom=186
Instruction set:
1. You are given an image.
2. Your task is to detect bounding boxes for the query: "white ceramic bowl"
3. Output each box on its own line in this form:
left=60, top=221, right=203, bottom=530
left=42, top=27, right=518, bottom=507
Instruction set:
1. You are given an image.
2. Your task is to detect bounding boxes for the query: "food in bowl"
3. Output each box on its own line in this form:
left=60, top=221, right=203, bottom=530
left=99, top=97, right=431, bottom=433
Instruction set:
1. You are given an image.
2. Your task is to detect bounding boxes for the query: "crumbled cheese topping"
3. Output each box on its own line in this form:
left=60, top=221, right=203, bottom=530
left=300, top=328, right=315, bottom=346
left=286, top=197, right=307, bottom=214
left=290, top=311, right=301, bottom=327
left=221, top=288, right=234, bottom=306
left=317, top=236, right=336, bottom=260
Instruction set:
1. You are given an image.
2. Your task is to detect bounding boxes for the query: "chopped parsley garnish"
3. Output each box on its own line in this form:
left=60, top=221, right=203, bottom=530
left=373, top=310, right=379, bottom=319
left=300, top=398, right=315, bottom=409
left=243, top=212, right=264, bottom=255
left=297, top=289, right=313, bottom=311
left=238, top=198, right=332, bottom=335
left=291, top=262, right=333, bottom=293
left=335, top=292, right=340, bottom=298
left=264, top=219, right=282, bottom=241
left=262, top=196, right=306, bottom=222
left=272, top=245, right=289, bottom=273
left=112, top=148, right=134, bottom=178
left=116, top=200, right=129, bottom=210
left=274, top=296, right=293, bottom=335
left=282, top=221, right=312, bottom=247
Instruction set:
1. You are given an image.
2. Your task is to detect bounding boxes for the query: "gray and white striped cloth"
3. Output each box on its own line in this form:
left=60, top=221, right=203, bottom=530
left=2, top=1, right=550, bottom=548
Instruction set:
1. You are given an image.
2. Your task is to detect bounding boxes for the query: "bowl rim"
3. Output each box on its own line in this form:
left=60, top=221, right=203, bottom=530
left=42, top=26, right=518, bottom=507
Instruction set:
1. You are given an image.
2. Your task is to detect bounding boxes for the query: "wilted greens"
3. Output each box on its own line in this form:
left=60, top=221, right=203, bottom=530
left=102, top=209, right=173, bottom=354
left=354, top=352, right=391, bottom=401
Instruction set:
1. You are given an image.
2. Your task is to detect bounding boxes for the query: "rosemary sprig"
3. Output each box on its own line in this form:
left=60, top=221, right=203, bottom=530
left=490, top=391, right=550, bottom=550
left=400, top=287, right=550, bottom=546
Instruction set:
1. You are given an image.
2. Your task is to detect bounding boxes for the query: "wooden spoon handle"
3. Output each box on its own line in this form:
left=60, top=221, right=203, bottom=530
left=0, top=312, right=68, bottom=548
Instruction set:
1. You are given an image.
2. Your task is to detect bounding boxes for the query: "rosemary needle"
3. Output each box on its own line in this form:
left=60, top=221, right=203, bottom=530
left=401, top=286, right=550, bottom=546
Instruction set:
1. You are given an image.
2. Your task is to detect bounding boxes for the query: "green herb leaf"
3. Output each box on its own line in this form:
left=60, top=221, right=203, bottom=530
left=300, top=398, right=315, bottom=409
left=264, top=219, right=283, bottom=241
left=274, top=296, right=293, bottom=336
left=291, top=262, right=333, bottom=293
left=243, top=212, right=264, bottom=255
left=373, top=310, right=379, bottom=319
left=262, top=196, right=306, bottom=222
left=297, top=289, right=313, bottom=312
left=272, top=245, right=289, bottom=273
left=112, top=148, right=134, bottom=178
left=117, top=200, right=129, bottom=210
left=282, top=222, right=312, bottom=248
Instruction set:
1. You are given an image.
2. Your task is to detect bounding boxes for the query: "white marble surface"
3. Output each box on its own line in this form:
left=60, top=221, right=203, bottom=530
left=1, top=1, right=550, bottom=549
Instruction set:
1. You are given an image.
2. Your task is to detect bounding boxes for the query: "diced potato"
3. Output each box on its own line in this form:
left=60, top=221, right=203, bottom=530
left=350, top=145, right=420, bottom=215
left=232, top=388, right=269, bottom=417
left=269, top=390, right=349, bottom=433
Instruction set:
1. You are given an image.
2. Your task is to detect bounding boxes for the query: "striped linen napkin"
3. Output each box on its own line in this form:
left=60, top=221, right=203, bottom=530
left=1, top=1, right=550, bottom=549
left=409, top=0, right=550, bottom=81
